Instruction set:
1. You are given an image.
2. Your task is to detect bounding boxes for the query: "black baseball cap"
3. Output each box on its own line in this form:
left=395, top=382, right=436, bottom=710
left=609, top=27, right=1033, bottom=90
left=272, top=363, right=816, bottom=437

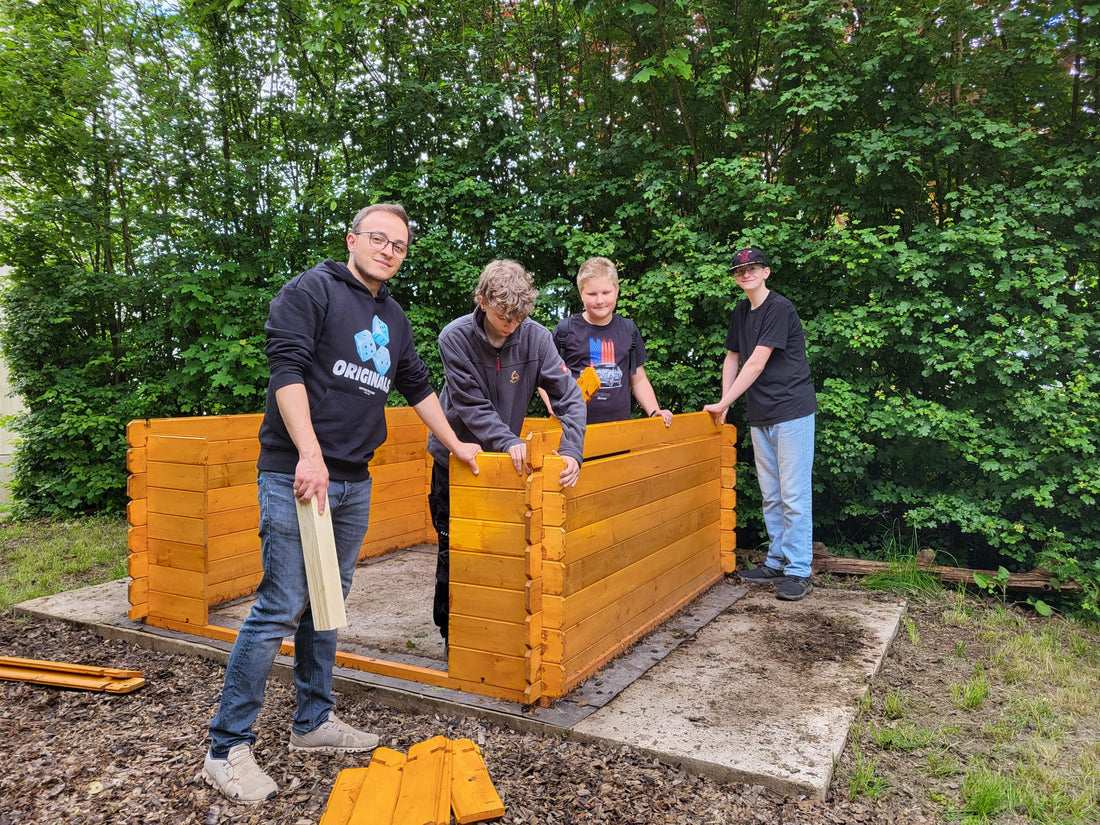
left=731, top=248, right=769, bottom=270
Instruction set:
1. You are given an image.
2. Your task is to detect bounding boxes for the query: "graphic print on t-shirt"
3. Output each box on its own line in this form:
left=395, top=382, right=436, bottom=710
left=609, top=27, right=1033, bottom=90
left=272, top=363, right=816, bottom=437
left=588, top=336, right=622, bottom=390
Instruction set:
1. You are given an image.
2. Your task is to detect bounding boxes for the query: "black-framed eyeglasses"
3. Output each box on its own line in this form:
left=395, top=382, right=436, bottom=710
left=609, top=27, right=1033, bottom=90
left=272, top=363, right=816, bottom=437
left=352, top=230, right=409, bottom=259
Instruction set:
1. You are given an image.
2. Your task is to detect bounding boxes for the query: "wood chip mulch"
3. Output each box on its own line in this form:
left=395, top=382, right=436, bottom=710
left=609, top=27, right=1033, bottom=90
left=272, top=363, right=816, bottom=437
left=0, top=613, right=931, bottom=824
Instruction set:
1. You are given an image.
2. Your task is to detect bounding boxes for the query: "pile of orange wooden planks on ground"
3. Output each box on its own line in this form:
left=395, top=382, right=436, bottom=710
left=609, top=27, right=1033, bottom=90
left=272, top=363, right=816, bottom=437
left=0, top=655, right=146, bottom=693
left=320, top=735, right=505, bottom=825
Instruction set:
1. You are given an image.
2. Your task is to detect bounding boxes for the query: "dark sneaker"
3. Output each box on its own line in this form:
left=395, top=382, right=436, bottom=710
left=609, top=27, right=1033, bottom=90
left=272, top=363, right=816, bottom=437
left=738, top=565, right=786, bottom=584
left=202, top=743, right=277, bottom=803
left=776, top=576, right=814, bottom=601
left=289, top=713, right=379, bottom=753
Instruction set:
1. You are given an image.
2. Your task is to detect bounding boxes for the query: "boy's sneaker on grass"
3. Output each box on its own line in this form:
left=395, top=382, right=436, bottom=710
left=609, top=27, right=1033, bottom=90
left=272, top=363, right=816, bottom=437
left=738, top=565, right=786, bottom=584
left=289, top=713, right=379, bottom=753
left=202, top=743, right=277, bottom=803
left=776, top=576, right=814, bottom=601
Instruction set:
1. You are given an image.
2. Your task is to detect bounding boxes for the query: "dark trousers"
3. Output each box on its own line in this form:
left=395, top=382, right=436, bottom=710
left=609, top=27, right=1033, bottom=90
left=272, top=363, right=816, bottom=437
left=428, top=460, right=450, bottom=640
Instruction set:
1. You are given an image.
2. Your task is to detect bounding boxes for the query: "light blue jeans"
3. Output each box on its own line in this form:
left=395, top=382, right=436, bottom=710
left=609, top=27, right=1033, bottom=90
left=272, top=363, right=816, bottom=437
left=208, top=471, right=372, bottom=756
left=751, top=413, right=815, bottom=580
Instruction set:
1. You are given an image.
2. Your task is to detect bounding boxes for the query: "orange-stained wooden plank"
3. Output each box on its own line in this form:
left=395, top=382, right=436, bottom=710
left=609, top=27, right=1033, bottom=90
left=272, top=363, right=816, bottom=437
left=544, top=540, right=719, bottom=664
left=450, top=583, right=527, bottom=625
left=147, top=512, right=205, bottom=546
left=207, top=552, right=263, bottom=585
left=206, top=439, right=261, bottom=465
left=0, top=655, right=141, bottom=679
left=394, top=736, right=450, bottom=825
left=545, top=504, right=716, bottom=597
left=207, top=529, right=260, bottom=561
left=347, top=748, right=407, bottom=825
left=144, top=413, right=262, bottom=440
left=147, top=461, right=208, bottom=492
left=369, top=458, right=425, bottom=485
left=579, top=412, right=716, bottom=458
left=207, top=484, right=258, bottom=513
left=449, top=518, right=526, bottom=556
left=126, top=523, right=147, bottom=553
left=206, top=573, right=264, bottom=607
left=570, top=436, right=717, bottom=495
left=365, top=491, right=427, bottom=522
left=0, top=662, right=146, bottom=694
left=542, top=524, right=720, bottom=630
left=126, top=419, right=150, bottom=448
left=147, top=487, right=206, bottom=517
left=127, top=577, right=147, bottom=607
left=543, top=480, right=716, bottom=563
left=127, top=499, right=147, bottom=527
left=449, top=551, right=525, bottom=590
left=318, top=766, right=370, bottom=825
left=147, top=434, right=208, bottom=465
left=448, top=453, right=526, bottom=490
left=720, top=509, right=736, bottom=531
left=721, top=465, right=737, bottom=489
left=450, top=739, right=506, bottom=825
left=207, top=460, right=259, bottom=490
left=448, top=614, right=532, bottom=658
left=151, top=540, right=205, bottom=573
left=524, top=508, right=543, bottom=544
left=146, top=590, right=206, bottom=625
left=127, top=471, right=147, bottom=501
left=372, top=439, right=429, bottom=466
left=449, top=486, right=528, bottom=524
left=148, top=564, right=205, bottom=601
left=720, top=487, right=736, bottom=509
left=564, top=460, right=720, bottom=529
left=127, top=551, right=147, bottom=579
left=523, top=428, right=562, bottom=469
left=208, top=506, right=260, bottom=538
left=719, top=421, right=738, bottom=445
left=126, top=447, right=147, bottom=474
left=545, top=564, right=721, bottom=698
left=448, top=647, right=527, bottom=691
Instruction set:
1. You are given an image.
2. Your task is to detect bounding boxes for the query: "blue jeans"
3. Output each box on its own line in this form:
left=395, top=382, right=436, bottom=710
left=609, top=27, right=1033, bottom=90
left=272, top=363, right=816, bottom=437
left=751, top=413, right=815, bottom=579
left=208, top=471, right=372, bottom=756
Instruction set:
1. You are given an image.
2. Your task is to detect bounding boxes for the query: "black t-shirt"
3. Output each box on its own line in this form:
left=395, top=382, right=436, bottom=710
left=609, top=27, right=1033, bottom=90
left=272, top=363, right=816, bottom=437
left=724, top=291, right=817, bottom=427
left=553, top=313, right=647, bottom=424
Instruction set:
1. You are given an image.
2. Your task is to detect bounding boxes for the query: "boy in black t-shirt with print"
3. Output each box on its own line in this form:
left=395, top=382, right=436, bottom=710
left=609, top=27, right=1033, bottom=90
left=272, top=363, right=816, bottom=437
left=547, top=256, right=672, bottom=425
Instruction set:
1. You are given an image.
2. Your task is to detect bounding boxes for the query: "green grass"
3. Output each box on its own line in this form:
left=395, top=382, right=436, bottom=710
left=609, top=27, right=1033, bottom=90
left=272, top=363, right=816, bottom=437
left=0, top=516, right=129, bottom=610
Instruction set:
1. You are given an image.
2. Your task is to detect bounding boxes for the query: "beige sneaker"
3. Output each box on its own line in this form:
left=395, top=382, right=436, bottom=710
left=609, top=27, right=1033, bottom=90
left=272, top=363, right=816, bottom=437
left=288, top=713, right=380, bottom=753
left=202, top=743, right=277, bottom=803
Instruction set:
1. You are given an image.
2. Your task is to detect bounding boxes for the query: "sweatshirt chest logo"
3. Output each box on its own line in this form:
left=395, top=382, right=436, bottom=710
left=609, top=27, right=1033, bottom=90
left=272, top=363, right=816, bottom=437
left=354, top=317, right=391, bottom=375
left=510, top=370, right=520, bottom=384
left=332, top=317, right=393, bottom=394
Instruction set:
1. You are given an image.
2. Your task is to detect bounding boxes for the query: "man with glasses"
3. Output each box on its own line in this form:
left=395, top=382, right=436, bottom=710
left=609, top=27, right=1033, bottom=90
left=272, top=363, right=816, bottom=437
left=203, top=204, right=481, bottom=804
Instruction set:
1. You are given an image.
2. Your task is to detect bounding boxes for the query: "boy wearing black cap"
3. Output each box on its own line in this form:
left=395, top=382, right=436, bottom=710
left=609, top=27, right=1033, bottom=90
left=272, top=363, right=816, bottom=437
left=704, top=248, right=818, bottom=600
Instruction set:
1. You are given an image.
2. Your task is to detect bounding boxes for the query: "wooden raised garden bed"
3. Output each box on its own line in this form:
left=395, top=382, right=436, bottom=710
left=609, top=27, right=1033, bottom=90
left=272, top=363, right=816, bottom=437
left=126, top=409, right=736, bottom=706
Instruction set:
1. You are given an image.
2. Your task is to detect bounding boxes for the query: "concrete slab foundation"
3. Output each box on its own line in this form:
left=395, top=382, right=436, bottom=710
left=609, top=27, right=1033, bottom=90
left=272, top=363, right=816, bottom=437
left=15, top=547, right=905, bottom=798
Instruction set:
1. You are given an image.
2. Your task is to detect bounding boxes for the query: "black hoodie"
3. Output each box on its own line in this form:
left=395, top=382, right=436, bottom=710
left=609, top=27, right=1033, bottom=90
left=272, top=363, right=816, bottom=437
left=257, top=258, right=433, bottom=480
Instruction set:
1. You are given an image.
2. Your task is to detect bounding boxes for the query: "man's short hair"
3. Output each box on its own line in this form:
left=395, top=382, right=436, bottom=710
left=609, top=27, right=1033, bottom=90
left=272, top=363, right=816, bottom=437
left=351, top=203, right=415, bottom=242
left=576, top=256, right=619, bottom=290
left=475, top=260, right=538, bottom=322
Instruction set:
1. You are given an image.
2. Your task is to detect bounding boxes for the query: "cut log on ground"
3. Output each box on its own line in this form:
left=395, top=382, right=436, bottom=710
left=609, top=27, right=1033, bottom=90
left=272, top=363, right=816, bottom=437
left=806, top=543, right=1079, bottom=593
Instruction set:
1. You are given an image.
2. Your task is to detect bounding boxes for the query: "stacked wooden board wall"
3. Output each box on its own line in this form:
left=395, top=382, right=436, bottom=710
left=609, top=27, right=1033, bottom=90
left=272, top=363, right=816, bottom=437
left=125, top=408, right=435, bottom=629
left=125, top=410, right=736, bottom=706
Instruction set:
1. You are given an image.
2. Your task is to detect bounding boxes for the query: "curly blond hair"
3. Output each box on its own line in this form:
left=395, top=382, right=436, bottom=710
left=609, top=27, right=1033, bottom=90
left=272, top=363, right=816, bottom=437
left=474, top=260, right=538, bottom=322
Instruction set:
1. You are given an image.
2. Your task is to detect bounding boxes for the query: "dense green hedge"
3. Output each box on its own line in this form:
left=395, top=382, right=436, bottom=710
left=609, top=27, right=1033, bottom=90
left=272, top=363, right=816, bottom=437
left=1, top=0, right=1097, bottom=615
